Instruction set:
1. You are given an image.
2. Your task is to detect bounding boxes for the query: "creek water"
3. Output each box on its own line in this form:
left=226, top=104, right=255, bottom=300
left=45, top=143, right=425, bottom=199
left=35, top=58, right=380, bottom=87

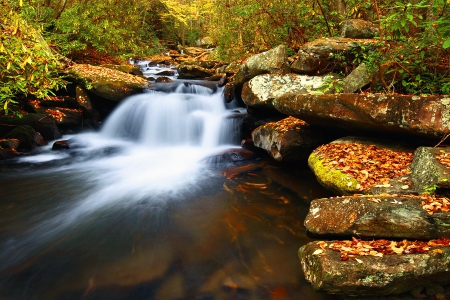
left=0, top=64, right=336, bottom=300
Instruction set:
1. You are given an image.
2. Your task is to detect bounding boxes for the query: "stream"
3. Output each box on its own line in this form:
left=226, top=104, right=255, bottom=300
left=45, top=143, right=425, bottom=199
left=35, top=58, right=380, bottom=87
left=0, top=62, right=337, bottom=300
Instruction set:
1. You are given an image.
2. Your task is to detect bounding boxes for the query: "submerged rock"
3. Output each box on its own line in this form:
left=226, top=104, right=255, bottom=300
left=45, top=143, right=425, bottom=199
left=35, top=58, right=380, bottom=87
left=299, top=241, right=450, bottom=297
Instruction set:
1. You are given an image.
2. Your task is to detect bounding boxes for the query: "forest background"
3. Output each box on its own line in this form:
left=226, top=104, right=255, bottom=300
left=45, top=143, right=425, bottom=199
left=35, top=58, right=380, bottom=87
left=0, top=0, right=449, bottom=114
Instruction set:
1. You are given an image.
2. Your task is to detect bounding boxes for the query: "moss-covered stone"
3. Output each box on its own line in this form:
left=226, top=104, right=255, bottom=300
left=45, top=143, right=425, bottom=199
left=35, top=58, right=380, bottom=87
left=308, top=151, right=359, bottom=195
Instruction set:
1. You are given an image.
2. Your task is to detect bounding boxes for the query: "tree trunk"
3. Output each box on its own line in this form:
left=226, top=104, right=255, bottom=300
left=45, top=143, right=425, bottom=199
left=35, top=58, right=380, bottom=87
left=53, top=0, right=67, bottom=20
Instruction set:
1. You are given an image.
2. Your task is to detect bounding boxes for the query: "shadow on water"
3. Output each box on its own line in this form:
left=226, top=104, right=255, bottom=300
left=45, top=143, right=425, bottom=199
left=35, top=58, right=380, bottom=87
left=0, top=76, right=337, bottom=300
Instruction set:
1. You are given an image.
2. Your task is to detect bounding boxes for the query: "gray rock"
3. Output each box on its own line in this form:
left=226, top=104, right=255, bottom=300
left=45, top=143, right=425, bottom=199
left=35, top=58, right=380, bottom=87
left=342, top=63, right=372, bottom=93
left=305, top=195, right=450, bottom=239
left=299, top=242, right=450, bottom=297
left=241, top=74, right=337, bottom=110
left=234, top=45, right=290, bottom=88
left=291, top=38, right=379, bottom=75
left=409, top=147, right=450, bottom=193
left=341, top=19, right=379, bottom=39
left=177, top=64, right=213, bottom=79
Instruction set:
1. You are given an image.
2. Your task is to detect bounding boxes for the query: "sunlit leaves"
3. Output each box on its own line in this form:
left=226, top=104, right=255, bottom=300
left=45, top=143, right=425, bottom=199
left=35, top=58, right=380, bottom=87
left=317, top=237, right=450, bottom=261
left=314, top=143, right=413, bottom=191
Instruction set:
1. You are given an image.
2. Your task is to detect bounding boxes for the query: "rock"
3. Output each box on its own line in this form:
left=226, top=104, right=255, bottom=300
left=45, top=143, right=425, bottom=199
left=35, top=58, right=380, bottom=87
left=234, top=45, right=290, bottom=88
left=203, top=148, right=256, bottom=164
left=217, top=74, right=227, bottom=87
left=52, top=140, right=70, bottom=150
left=33, top=96, right=78, bottom=108
left=223, top=83, right=235, bottom=103
left=0, top=113, right=61, bottom=140
left=177, top=64, right=213, bottom=79
left=224, top=61, right=241, bottom=75
left=155, top=76, right=173, bottom=83
left=304, top=195, right=450, bottom=239
left=409, top=147, right=450, bottom=194
left=299, top=241, right=450, bottom=297
left=0, top=138, right=20, bottom=150
left=273, top=93, right=450, bottom=139
left=197, top=36, right=215, bottom=47
left=241, top=74, right=337, bottom=110
left=75, top=85, right=100, bottom=121
left=67, top=64, right=149, bottom=102
left=4, top=125, right=46, bottom=150
left=290, top=38, right=378, bottom=75
left=341, top=19, right=379, bottom=39
left=101, top=64, right=144, bottom=76
left=307, top=137, right=414, bottom=195
left=341, top=63, right=372, bottom=93
left=251, top=117, right=325, bottom=162
left=155, top=70, right=175, bottom=76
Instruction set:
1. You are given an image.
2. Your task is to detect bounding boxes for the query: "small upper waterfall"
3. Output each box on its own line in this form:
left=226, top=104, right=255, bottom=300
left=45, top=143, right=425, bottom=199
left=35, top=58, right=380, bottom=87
left=101, top=82, right=240, bottom=148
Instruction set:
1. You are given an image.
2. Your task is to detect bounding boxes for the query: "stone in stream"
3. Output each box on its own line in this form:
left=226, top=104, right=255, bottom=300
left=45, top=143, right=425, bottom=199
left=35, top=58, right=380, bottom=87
left=299, top=241, right=450, bottom=297
left=304, top=195, right=450, bottom=239
left=251, top=116, right=327, bottom=162
left=4, top=125, right=46, bottom=150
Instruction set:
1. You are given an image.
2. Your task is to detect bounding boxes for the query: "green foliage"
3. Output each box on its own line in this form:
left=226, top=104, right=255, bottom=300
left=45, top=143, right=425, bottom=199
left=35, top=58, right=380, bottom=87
left=0, top=4, right=66, bottom=116
left=50, top=1, right=162, bottom=58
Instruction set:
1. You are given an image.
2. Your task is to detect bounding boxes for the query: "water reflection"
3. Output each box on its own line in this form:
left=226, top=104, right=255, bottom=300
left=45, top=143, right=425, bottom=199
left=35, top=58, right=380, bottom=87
left=0, top=158, right=335, bottom=300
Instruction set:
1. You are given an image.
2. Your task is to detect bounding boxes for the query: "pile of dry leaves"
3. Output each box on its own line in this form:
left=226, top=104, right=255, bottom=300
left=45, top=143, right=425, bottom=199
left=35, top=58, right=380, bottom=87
left=314, top=143, right=413, bottom=190
left=313, top=237, right=450, bottom=261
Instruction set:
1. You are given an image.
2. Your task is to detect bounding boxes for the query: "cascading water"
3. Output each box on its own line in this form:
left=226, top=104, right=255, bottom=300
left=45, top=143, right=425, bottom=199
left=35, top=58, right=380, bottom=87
left=0, top=63, right=336, bottom=300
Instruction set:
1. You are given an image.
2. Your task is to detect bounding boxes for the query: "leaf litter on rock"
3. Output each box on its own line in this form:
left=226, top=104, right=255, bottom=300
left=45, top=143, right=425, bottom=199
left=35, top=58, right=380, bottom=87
left=315, top=237, right=450, bottom=261
left=314, top=142, right=413, bottom=191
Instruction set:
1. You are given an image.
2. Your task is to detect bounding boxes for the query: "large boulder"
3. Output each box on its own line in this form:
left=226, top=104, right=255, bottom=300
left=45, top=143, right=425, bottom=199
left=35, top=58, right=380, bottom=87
left=290, top=37, right=378, bottom=75
left=299, top=240, right=450, bottom=297
left=273, top=93, right=450, bottom=139
left=241, top=74, right=337, bottom=110
left=305, top=195, right=450, bottom=239
left=251, top=117, right=326, bottom=162
left=234, top=45, right=290, bottom=88
left=67, top=64, right=149, bottom=102
left=307, top=137, right=414, bottom=195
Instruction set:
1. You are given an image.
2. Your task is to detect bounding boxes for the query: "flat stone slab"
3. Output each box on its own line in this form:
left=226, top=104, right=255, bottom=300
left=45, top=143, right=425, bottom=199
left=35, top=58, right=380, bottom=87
left=273, top=93, right=450, bottom=139
left=299, top=241, right=450, bottom=297
left=305, top=195, right=450, bottom=239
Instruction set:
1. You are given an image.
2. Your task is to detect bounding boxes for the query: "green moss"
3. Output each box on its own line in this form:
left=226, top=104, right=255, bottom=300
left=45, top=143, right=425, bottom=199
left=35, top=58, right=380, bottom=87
left=308, top=152, right=359, bottom=195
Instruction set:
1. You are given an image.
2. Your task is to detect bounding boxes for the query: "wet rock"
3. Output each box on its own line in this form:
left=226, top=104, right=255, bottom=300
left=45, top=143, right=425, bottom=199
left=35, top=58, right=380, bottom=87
left=241, top=74, right=337, bottom=110
left=52, top=140, right=70, bottom=150
left=203, top=148, right=256, bottom=164
left=0, top=139, right=19, bottom=159
left=274, top=93, right=450, bottom=139
left=67, top=64, right=149, bottom=102
left=307, top=137, right=414, bottom=195
left=252, top=117, right=325, bottom=162
left=290, top=38, right=378, bottom=75
left=305, top=195, right=450, bottom=239
left=234, top=45, right=290, bottom=88
left=0, top=113, right=61, bottom=140
left=341, top=19, right=379, bottom=39
left=155, top=70, right=175, bottom=76
left=223, top=83, right=235, bottom=103
left=75, top=85, right=100, bottom=121
left=4, top=125, right=46, bottom=150
left=299, top=242, right=450, bottom=297
left=409, top=147, right=450, bottom=194
left=177, top=64, right=214, bottom=79
left=217, top=74, right=227, bottom=87
left=155, top=76, right=173, bottom=83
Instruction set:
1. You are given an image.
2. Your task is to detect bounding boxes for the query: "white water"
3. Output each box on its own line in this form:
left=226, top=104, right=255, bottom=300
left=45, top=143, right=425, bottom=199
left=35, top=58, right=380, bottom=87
left=1, top=83, right=244, bottom=267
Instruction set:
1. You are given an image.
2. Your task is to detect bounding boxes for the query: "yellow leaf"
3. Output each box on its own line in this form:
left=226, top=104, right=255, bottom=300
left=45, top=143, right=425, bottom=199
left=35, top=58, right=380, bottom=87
left=433, top=249, right=443, bottom=254
left=19, top=0, right=23, bottom=7
left=6, top=62, right=10, bottom=70
left=4, top=101, right=8, bottom=111
left=0, top=42, right=4, bottom=53
left=44, top=64, right=48, bottom=73
left=312, top=249, right=324, bottom=255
